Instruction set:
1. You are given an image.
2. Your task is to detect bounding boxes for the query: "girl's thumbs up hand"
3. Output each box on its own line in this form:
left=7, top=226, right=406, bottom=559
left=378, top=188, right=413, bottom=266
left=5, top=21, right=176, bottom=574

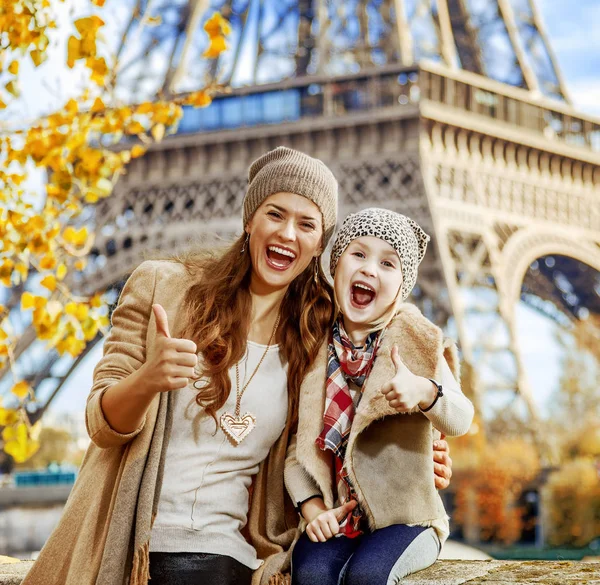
left=380, top=346, right=437, bottom=412
left=138, top=304, right=200, bottom=395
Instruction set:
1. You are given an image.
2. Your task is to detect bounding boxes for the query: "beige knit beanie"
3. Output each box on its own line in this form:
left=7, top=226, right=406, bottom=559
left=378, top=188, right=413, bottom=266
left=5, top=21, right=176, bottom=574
left=243, top=146, right=338, bottom=245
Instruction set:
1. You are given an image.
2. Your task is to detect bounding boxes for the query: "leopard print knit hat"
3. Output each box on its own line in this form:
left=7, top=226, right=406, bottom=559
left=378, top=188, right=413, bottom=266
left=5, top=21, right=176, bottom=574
left=330, top=207, right=430, bottom=301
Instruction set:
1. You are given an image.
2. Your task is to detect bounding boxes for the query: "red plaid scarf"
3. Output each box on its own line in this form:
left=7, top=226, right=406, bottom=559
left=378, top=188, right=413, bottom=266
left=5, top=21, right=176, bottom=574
left=316, top=318, right=382, bottom=537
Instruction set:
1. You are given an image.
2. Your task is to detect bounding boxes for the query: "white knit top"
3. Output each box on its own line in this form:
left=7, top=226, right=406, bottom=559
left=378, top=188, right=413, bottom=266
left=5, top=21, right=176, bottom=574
left=150, top=341, right=288, bottom=569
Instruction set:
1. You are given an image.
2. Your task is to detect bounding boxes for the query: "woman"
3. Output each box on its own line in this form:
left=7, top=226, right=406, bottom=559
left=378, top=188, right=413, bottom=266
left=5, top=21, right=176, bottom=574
left=285, top=208, right=474, bottom=584
left=22, top=148, right=452, bottom=585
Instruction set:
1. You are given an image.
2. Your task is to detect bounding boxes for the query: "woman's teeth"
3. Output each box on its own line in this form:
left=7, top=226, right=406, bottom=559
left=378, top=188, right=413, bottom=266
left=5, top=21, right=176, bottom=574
left=268, top=246, right=296, bottom=259
left=266, top=246, right=296, bottom=268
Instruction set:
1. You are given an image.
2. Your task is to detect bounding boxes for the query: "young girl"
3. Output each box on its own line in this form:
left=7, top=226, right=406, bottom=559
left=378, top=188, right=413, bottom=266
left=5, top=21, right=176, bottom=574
left=284, top=208, right=475, bottom=585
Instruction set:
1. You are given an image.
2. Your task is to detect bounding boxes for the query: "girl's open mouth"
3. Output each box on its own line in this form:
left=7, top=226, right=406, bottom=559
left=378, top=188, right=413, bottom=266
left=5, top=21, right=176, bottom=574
left=265, top=245, right=296, bottom=271
left=350, top=282, right=376, bottom=309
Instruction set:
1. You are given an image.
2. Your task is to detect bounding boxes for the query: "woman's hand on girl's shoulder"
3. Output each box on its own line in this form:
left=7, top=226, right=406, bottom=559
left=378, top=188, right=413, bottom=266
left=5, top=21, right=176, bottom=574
left=139, top=304, right=200, bottom=395
left=433, top=437, right=452, bottom=490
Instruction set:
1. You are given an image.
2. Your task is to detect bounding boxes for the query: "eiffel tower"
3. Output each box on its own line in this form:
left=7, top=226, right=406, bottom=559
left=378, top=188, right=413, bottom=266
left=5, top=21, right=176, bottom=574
left=5, top=0, right=600, bottom=458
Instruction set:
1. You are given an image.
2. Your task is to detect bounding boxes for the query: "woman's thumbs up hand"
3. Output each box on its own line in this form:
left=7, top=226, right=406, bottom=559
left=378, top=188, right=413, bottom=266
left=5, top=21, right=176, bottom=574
left=139, top=304, right=199, bottom=395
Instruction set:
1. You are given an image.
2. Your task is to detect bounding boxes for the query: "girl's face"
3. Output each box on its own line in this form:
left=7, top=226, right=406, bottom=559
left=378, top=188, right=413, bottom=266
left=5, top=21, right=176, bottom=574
left=246, top=192, right=323, bottom=294
left=334, top=236, right=403, bottom=332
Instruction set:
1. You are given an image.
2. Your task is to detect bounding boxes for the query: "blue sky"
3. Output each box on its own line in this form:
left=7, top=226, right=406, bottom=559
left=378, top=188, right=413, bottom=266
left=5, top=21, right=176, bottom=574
left=6, top=0, right=598, bottom=416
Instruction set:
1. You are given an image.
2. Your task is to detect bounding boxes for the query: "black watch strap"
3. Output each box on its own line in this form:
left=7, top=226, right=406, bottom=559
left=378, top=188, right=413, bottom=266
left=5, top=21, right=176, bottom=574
left=420, top=379, right=444, bottom=412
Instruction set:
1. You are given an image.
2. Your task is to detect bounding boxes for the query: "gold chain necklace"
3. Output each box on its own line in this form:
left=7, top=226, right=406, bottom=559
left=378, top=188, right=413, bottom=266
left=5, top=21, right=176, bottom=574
left=220, top=313, right=281, bottom=445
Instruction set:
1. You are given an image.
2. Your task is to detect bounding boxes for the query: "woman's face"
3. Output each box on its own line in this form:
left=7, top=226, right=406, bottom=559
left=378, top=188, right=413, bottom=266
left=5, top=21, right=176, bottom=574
left=334, top=236, right=403, bottom=330
left=246, top=192, right=324, bottom=294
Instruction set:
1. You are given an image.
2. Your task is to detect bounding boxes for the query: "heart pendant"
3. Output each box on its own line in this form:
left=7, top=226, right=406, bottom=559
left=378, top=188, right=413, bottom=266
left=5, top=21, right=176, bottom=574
left=220, top=412, right=256, bottom=445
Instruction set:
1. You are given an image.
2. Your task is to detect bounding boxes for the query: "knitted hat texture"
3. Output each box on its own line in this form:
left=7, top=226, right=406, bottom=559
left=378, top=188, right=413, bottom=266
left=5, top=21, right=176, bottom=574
left=243, top=146, right=338, bottom=244
left=330, top=207, right=430, bottom=301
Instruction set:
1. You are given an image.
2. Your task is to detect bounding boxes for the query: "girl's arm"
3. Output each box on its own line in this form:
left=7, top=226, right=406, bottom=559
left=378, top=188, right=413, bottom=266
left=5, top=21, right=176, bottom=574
left=381, top=345, right=474, bottom=437
left=418, top=359, right=474, bottom=437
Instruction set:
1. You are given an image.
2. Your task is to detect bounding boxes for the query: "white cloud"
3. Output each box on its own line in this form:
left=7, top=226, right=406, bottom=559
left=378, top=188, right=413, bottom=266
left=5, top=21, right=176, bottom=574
left=567, top=80, right=600, bottom=117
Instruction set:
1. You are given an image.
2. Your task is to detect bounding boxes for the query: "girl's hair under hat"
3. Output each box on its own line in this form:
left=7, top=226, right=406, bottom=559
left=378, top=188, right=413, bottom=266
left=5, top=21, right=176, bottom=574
left=329, top=207, right=430, bottom=302
left=242, top=146, right=339, bottom=245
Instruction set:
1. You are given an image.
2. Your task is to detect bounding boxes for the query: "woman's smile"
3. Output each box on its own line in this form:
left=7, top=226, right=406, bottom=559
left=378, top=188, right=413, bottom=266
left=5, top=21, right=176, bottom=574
left=265, top=245, right=297, bottom=271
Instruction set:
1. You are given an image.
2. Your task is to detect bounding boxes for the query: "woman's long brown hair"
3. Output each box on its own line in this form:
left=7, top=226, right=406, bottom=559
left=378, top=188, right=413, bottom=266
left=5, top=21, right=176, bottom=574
left=175, top=233, right=334, bottom=429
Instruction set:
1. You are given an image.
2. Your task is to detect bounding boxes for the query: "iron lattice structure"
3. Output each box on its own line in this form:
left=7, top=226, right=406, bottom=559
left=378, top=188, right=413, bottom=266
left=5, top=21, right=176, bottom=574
left=2, top=0, right=599, bottom=460
left=113, top=0, right=569, bottom=101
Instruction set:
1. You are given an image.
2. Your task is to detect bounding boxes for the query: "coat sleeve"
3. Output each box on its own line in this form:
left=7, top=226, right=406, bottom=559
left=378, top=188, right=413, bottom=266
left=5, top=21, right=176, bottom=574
left=419, top=358, right=474, bottom=437
left=284, top=433, right=322, bottom=510
left=85, top=260, right=158, bottom=449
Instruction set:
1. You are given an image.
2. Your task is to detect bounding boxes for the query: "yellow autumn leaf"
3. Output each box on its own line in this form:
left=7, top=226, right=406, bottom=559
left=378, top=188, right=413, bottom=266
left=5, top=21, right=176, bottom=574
left=90, top=293, right=103, bottom=308
left=131, top=145, right=147, bottom=158
left=82, top=317, right=98, bottom=341
left=3, top=423, right=39, bottom=463
left=127, top=120, right=145, bottom=134
left=40, top=274, right=56, bottom=292
left=74, top=15, right=105, bottom=36
left=30, top=50, right=45, bottom=67
left=87, top=56, right=108, bottom=85
left=33, top=296, right=47, bottom=310
left=185, top=91, right=212, bottom=108
left=11, top=381, right=30, bottom=399
left=39, top=253, right=57, bottom=270
left=203, top=36, right=227, bottom=59
left=63, top=226, right=89, bottom=246
left=91, top=0, right=106, bottom=5
left=65, top=98, right=79, bottom=115
left=56, top=335, right=86, bottom=357
left=15, top=263, right=28, bottom=280
left=21, top=292, right=35, bottom=310
left=146, top=15, right=162, bottom=26
left=56, top=263, right=67, bottom=280
left=0, top=407, right=19, bottom=426
left=8, top=61, right=19, bottom=75
left=0, top=259, right=14, bottom=286
left=0, top=99, right=6, bottom=110
left=67, top=36, right=81, bottom=68
left=136, top=102, right=154, bottom=114
left=80, top=149, right=103, bottom=173
left=74, top=259, right=87, bottom=271
left=204, top=13, right=232, bottom=38
left=91, top=96, right=105, bottom=113
left=5, top=80, right=20, bottom=98
left=75, top=304, right=89, bottom=321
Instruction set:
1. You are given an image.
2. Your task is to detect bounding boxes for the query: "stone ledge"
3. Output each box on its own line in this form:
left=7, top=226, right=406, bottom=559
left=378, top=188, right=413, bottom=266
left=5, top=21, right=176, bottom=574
left=2, top=560, right=599, bottom=584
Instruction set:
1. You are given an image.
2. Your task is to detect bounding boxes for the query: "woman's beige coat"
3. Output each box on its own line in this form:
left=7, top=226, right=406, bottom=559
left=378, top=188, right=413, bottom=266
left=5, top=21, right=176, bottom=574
left=22, top=260, right=298, bottom=585
left=285, top=304, right=474, bottom=537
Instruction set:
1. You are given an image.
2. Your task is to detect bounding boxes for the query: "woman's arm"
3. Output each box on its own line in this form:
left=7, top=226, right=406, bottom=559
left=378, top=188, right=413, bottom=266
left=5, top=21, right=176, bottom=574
left=86, top=261, right=159, bottom=448
left=88, top=262, right=198, bottom=448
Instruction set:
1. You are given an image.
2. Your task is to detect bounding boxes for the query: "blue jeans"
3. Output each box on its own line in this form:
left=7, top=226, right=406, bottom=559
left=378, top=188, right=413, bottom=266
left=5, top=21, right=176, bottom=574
left=149, top=552, right=253, bottom=585
left=291, top=524, right=440, bottom=585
